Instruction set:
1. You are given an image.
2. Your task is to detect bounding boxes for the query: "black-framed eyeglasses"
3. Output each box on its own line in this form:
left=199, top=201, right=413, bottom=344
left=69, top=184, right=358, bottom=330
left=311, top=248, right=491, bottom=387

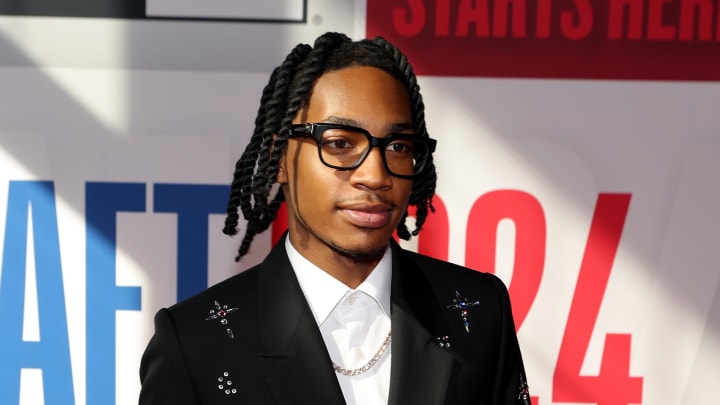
left=287, top=123, right=437, bottom=179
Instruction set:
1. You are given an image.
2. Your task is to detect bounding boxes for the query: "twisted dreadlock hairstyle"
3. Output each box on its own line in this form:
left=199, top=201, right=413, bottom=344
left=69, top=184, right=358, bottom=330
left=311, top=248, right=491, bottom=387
left=223, top=32, right=437, bottom=261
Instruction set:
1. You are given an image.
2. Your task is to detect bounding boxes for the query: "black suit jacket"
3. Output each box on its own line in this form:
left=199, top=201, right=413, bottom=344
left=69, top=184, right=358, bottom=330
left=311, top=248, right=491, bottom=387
left=139, top=238, right=530, bottom=404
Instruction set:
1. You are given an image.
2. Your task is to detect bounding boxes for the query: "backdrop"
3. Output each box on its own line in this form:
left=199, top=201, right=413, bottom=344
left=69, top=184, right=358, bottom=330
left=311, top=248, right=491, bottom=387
left=1, top=0, right=719, bottom=404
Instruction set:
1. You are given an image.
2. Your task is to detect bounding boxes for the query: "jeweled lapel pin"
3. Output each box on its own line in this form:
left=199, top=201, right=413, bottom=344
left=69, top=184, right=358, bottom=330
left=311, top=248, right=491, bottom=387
left=217, top=371, right=237, bottom=395
left=433, top=335, right=451, bottom=349
left=518, top=373, right=530, bottom=405
left=447, top=290, right=480, bottom=333
left=205, top=300, right=238, bottom=339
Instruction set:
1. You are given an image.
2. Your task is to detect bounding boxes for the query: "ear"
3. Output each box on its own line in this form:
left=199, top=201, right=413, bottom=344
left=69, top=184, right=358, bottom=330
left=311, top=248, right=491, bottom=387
left=277, top=150, right=288, bottom=185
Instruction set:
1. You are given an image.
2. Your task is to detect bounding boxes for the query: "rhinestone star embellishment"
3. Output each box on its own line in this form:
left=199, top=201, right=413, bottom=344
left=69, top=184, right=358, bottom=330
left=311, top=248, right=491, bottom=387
left=205, top=300, right=238, bottom=339
left=447, top=290, right=480, bottom=333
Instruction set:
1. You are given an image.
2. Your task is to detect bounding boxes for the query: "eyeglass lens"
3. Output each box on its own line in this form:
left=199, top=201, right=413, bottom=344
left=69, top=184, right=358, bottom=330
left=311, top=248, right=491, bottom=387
left=318, top=127, right=427, bottom=176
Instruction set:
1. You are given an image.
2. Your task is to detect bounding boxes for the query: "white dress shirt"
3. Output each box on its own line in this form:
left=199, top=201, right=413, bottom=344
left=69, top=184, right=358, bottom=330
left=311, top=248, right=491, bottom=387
left=287, top=238, right=392, bottom=405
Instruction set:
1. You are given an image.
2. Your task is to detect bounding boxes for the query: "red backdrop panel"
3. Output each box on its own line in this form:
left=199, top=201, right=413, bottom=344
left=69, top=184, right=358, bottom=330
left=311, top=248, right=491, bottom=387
left=367, top=0, right=720, bottom=80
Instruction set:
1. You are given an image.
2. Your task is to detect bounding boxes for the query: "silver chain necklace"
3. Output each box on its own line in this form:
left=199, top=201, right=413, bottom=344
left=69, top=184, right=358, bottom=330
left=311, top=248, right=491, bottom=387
left=332, top=331, right=392, bottom=376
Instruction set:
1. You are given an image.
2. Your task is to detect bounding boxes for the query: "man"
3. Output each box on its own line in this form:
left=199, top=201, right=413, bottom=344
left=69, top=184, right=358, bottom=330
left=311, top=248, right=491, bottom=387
left=139, top=32, right=531, bottom=405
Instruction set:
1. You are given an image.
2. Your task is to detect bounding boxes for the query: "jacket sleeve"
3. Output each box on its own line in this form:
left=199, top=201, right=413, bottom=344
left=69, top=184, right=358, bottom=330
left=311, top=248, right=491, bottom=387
left=139, top=308, right=202, bottom=405
left=490, top=275, right=532, bottom=405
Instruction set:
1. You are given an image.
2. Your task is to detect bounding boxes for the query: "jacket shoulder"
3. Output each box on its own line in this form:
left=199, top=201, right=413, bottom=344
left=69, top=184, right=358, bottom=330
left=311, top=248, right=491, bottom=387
left=399, top=248, right=508, bottom=295
left=170, top=264, right=260, bottom=312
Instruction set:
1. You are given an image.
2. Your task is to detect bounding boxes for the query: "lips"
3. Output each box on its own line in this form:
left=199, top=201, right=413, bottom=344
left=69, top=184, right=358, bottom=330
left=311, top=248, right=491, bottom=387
left=338, top=202, right=394, bottom=229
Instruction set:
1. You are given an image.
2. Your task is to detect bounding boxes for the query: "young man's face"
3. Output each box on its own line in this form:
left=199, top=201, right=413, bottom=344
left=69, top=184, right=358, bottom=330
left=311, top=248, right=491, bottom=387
left=278, top=66, right=414, bottom=267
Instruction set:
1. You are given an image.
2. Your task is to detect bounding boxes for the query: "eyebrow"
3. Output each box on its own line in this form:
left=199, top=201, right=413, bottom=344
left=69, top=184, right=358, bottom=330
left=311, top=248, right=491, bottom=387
left=323, top=115, right=414, bottom=133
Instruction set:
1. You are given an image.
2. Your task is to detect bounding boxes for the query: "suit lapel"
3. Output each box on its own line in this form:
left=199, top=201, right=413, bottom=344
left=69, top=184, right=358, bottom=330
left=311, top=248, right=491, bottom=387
left=257, top=238, right=345, bottom=405
left=254, top=238, right=456, bottom=404
left=388, top=242, right=456, bottom=405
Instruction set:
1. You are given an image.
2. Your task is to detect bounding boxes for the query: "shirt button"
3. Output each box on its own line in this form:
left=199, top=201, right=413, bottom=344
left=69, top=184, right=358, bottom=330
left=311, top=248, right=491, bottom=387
left=348, top=296, right=357, bottom=305
left=354, top=347, right=364, bottom=358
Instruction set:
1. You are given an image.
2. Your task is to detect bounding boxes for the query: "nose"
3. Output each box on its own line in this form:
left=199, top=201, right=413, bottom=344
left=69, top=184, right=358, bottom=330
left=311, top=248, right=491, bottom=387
left=349, top=147, right=393, bottom=190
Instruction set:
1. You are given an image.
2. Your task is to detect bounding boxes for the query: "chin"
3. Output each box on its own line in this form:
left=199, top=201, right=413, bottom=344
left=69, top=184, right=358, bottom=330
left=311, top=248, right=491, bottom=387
left=328, top=241, right=388, bottom=264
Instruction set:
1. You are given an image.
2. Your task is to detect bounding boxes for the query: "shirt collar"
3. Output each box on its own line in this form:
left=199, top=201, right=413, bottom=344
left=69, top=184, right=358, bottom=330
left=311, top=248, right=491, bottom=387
left=286, top=237, right=392, bottom=326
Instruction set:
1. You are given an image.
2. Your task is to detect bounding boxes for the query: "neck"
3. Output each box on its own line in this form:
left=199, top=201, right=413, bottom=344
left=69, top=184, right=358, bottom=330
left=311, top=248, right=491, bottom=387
left=287, top=235, right=387, bottom=289
left=324, top=250, right=382, bottom=289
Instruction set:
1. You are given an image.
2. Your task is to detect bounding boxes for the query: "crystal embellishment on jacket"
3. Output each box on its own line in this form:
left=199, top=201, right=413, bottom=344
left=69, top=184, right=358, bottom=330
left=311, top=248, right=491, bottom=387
left=205, top=300, right=238, bottom=339
left=447, top=290, right=480, bottom=333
